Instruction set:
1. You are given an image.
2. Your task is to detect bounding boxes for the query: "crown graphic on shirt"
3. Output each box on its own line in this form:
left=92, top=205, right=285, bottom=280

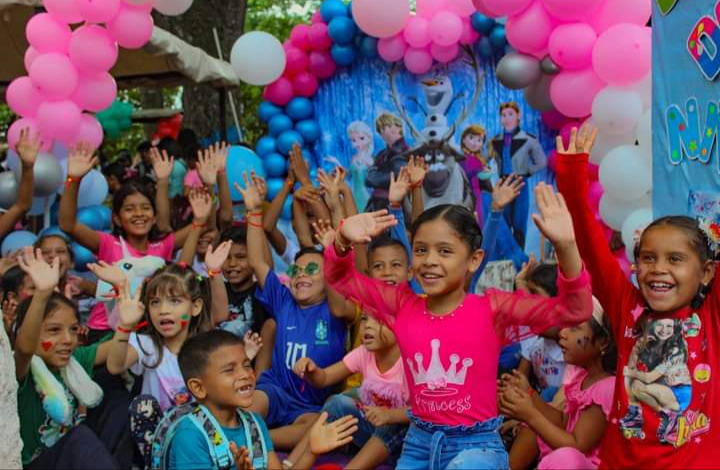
left=406, top=339, right=474, bottom=391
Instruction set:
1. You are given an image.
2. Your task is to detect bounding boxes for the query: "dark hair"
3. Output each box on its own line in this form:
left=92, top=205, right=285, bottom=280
left=139, top=263, right=213, bottom=369
left=635, top=216, right=714, bottom=263
left=104, top=162, right=127, bottom=184
left=219, top=225, right=248, bottom=246
left=2, top=266, right=27, bottom=299
left=115, top=149, right=132, bottom=167
left=411, top=204, right=483, bottom=251
left=178, top=329, right=246, bottom=384
left=294, top=246, right=324, bottom=263
left=157, top=137, right=183, bottom=162
left=368, top=236, right=408, bottom=262
left=526, top=263, right=559, bottom=297
left=137, top=141, right=152, bottom=154
left=638, top=318, right=687, bottom=372
left=589, top=314, right=617, bottom=375
left=12, top=292, right=80, bottom=346
left=111, top=181, right=167, bottom=241
left=178, top=129, right=201, bottom=164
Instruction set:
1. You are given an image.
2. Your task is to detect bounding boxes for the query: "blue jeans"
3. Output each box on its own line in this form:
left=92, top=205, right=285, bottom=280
left=396, top=415, right=508, bottom=470
left=323, top=394, right=408, bottom=460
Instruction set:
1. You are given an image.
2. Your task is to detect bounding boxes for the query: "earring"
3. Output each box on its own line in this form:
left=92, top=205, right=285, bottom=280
left=691, top=284, right=708, bottom=310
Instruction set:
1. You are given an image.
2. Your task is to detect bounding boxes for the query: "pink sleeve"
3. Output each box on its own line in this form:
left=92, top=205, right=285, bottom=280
left=590, top=377, right=615, bottom=418
left=324, top=244, right=418, bottom=327
left=342, top=346, right=367, bottom=375
left=97, top=231, right=119, bottom=262
left=488, top=267, right=593, bottom=344
left=160, top=233, right=176, bottom=260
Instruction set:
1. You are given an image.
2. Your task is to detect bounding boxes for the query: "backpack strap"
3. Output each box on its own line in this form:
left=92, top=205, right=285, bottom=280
left=238, top=410, right=269, bottom=470
left=190, top=405, right=234, bottom=469
left=151, top=404, right=197, bottom=470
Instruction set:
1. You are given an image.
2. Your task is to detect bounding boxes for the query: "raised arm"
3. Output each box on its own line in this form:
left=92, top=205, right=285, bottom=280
left=0, top=129, right=37, bottom=238
left=204, top=240, right=233, bottom=326
left=178, top=189, right=213, bottom=265
left=406, top=155, right=428, bottom=224
left=263, top=169, right=294, bottom=256
left=292, top=187, right=321, bottom=248
left=211, top=143, right=234, bottom=231
left=13, top=248, right=60, bottom=380
left=58, top=143, right=101, bottom=252
left=317, top=167, right=346, bottom=228
left=106, top=280, right=143, bottom=375
left=150, top=147, right=174, bottom=234
left=313, top=219, right=357, bottom=321
left=235, top=174, right=272, bottom=289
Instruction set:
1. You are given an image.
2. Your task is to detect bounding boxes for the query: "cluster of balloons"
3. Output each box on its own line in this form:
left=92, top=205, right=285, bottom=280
left=6, top=0, right=192, bottom=153
left=96, top=100, right=134, bottom=139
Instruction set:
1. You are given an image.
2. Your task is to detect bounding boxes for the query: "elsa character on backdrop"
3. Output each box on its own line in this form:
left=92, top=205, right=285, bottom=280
left=326, top=121, right=375, bottom=211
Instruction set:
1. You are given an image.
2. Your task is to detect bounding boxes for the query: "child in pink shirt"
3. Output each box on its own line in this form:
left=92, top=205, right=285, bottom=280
left=324, top=184, right=593, bottom=469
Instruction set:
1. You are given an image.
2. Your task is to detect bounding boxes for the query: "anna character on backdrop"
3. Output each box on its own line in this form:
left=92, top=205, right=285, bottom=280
left=460, top=125, right=494, bottom=223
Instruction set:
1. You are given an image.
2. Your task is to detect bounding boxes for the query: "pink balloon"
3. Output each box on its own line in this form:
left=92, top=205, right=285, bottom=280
left=430, top=12, right=463, bottom=46
left=264, top=78, right=295, bottom=106
left=72, top=72, right=117, bottom=112
left=541, top=0, right=603, bottom=22
left=308, top=50, right=337, bottom=79
left=293, top=72, right=319, bottom=97
left=7, top=118, right=51, bottom=152
left=472, top=0, right=501, bottom=17
left=26, top=13, right=72, bottom=54
left=69, top=25, right=119, bottom=73
left=68, top=114, right=104, bottom=150
left=459, top=18, right=480, bottom=45
left=541, top=109, right=570, bottom=130
left=447, top=0, right=477, bottom=17
left=589, top=0, right=652, bottom=34
left=29, top=53, right=79, bottom=100
left=76, top=0, right=121, bottom=23
left=404, top=48, right=433, bottom=74
left=44, top=0, right=84, bottom=23
left=285, top=47, right=309, bottom=76
left=588, top=181, right=603, bottom=212
left=417, top=0, right=448, bottom=18
left=559, top=122, right=577, bottom=147
left=484, top=0, right=533, bottom=17
left=106, top=4, right=154, bottom=49
left=592, top=24, right=651, bottom=86
left=506, top=2, right=555, bottom=54
left=431, top=43, right=459, bottom=63
left=352, top=0, right=410, bottom=38
left=404, top=16, right=432, bottom=49
left=24, top=47, right=40, bottom=72
left=6, top=77, right=43, bottom=118
left=550, top=68, right=606, bottom=118
left=308, top=23, right=332, bottom=50
left=290, top=24, right=311, bottom=51
left=312, top=11, right=324, bottom=24
left=37, top=100, right=82, bottom=140
left=378, top=35, right=408, bottom=62
left=549, top=23, right=597, bottom=70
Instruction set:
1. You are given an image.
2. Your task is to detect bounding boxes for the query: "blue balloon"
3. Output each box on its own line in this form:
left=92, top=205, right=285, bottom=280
left=488, top=24, right=507, bottom=49
left=227, top=146, right=266, bottom=202
left=471, top=13, right=495, bottom=36
left=77, top=206, right=105, bottom=231
left=39, top=226, right=69, bottom=240
left=72, top=242, right=96, bottom=272
left=266, top=178, right=286, bottom=201
left=263, top=153, right=288, bottom=178
left=286, top=97, right=314, bottom=121
left=255, top=136, right=277, bottom=157
left=281, top=196, right=293, bottom=220
left=258, top=101, right=282, bottom=123
left=1, top=230, right=38, bottom=257
left=95, top=205, right=112, bottom=230
left=320, top=0, right=347, bottom=22
left=295, top=120, right=321, bottom=143
left=359, top=36, right=378, bottom=58
left=331, top=43, right=356, bottom=66
left=268, top=114, right=294, bottom=136
left=328, top=17, right=357, bottom=45
left=309, top=168, right=318, bottom=182
left=477, top=37, right=494, bottom=59
left=277, top=130, right=305, bottom=155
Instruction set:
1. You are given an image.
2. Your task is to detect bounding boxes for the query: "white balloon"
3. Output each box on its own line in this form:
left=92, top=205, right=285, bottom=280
left=0, top=172, right=18, bottom=209
left=125, top=0, right=152, bottom=4
left=591, top=86, right=643, bottom=136
left=600, top=192, right=651, bottom=231
left=600, top=145, right=651, bottom=202
left=636, top=109, right=652, bottom=159
left=153, top=0, right=192, bottom=16
left=231, top=32, right=286, bottom=86
left=589, top=126, right=637, bottom=165
left=621, top=208, right=654, bottom=261
left=634, top=73, right=652, bottom=110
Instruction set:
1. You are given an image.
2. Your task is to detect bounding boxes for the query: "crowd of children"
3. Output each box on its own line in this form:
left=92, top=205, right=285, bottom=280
left=0, top=118, right=718, bottom=470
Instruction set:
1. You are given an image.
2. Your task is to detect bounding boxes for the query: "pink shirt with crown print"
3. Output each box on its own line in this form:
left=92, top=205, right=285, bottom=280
left=324, top=244, right=593, bottom=427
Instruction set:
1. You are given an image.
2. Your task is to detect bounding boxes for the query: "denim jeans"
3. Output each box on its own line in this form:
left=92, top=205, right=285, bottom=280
left=396, top=414, right=508, bottom=470
left=323, top=394, right=408, bottom=459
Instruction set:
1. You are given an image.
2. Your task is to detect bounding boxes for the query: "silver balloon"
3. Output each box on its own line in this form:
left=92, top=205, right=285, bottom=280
left=540, top=55, right=561, bottom=75
left=524, top=74, right=555, bottom=112
left=495, top=53, right=542, bottom=90
left=0, top=172, right=18, bottom=209
left=29, top=152, right=64, bottom=197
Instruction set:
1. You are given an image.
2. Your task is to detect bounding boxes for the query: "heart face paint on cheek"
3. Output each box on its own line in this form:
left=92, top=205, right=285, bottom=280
left=181, top=314, right=190, bottom=328
left=41, top=341, right=53, bottom=352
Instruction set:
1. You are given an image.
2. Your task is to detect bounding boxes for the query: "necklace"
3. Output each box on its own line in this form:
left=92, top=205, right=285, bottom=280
left=422, top=302, right=464, bottom=321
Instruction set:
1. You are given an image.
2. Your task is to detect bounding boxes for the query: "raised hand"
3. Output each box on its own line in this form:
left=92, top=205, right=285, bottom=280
left=294, top=185, right=322, bottom=204
left=339, top=210, right=398, bottom=245
left=229, top=442, right=253, bottom=470
left=289, top=143, right=311, bottom=185
left=309, top=412, right=359, bottom=455
left=251, top=171, right=268, bottom=202
left=17, top=247, right=60, bottom=294
left=234, top=172, right=264, bottom=212
left=196, top=148, right=219, bottom=187
left=188, top=188, right=213, bottom=224
left=556, top=123, right=598, bottom=155
left=407, top=154, right=428, bottom=186
left=292, top=357, right=318, bottom=379
left=243, top=330, right=263, bottom=361
left=87, top=261, right=127, bottom=289
left=149, top=147, right=174, bottom=181
left=210, top=142, right=229, bottom=173
left=204, top=240, right=233, bottom=272
left=531, top=183, right=576, bottom=248
left=312, top=219, right=336, bottom=248
left=116, top=280, right=145, bottom=329
left=491, top=175, right=525, bottom=212
left=67, top=143, right=98, bottom=179
left=388, top=166, right=411, bottom=205
left=16, top=127, right=43, bottom=167
left=317, top=168, right=343, bottom=207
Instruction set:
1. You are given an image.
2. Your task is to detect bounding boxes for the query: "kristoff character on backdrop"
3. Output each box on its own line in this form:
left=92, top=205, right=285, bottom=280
left=364, top=113, right=409, bottom=213
left=490, top=102, right=546, bottom=249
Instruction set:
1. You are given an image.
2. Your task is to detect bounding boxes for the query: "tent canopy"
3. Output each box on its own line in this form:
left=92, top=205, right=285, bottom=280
left=0, top=0, right=239, bottom=93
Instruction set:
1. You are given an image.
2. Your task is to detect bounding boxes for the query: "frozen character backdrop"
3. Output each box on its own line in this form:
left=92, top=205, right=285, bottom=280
left=312, top=50, right=555, bottom=265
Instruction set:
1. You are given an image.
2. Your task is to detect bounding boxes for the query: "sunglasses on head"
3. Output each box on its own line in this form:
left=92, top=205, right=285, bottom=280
left=287, top=262, right=320, bottom=278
